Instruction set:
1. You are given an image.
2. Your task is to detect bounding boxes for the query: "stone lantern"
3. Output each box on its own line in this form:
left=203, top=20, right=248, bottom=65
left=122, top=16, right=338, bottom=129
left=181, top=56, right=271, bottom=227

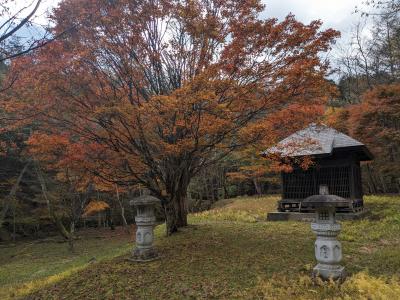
left=129, top=195, right=160, bottom=262
left=302, top=185, right=347, bottom=281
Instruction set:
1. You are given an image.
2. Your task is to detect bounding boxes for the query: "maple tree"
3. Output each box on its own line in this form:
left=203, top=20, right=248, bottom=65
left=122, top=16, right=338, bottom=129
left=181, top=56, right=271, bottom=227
left=326, top=83, right=400, bottom=193
left=329, top=0, right=400, bottom=194
left=27, top=132, right=133, bottom=244
left=26, top=133, right=99, bottom=250
left=5, top=0, right=339, bottom=235
left=348, top=84, right=400, bottom=192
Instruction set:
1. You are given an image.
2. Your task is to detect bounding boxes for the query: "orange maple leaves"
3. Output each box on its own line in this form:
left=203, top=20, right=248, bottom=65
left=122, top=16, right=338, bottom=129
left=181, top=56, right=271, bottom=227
left=3, top=0, right=340, bottom=233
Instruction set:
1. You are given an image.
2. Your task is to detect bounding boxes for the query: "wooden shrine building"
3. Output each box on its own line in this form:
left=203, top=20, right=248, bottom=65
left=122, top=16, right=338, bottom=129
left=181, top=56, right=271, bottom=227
left=264, top=124, right=373, bottom=213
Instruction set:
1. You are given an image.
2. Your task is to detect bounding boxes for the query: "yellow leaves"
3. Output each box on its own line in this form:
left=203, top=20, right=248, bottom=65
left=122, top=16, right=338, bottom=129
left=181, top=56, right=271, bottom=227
left=324, top=106, right=349, bottom=133
left=191, top=195, right=279, bottom=222
left=341, top=272, right=400, bottom=299
left=193, top=208, right=258, bottom=223
left=252, top=271, right=400, bottom=300
left=83, top=200, right=110, bottom=217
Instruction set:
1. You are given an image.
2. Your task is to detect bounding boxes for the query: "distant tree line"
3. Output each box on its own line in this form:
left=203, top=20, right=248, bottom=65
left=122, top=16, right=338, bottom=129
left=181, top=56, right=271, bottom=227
left=330, top=0, right=400, bottom=193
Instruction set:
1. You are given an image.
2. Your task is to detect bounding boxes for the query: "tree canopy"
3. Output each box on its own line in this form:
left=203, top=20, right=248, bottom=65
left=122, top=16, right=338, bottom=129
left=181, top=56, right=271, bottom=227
left=4, top=0, right=339, bottom=235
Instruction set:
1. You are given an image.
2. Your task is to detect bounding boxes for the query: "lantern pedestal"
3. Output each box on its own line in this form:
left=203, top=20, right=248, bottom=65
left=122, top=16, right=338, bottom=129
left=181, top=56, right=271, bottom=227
left=311, top=215, right=346, bottom=280
left=303, top=185, right=347, bottom=281
left=129, top=195, right=160, bottom=262
left=313, top=264, right=345, bottom=280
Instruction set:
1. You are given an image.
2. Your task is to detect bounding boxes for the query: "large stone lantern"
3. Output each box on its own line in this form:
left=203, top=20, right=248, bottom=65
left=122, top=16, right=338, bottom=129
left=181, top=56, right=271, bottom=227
left=302, top=185, right=347, bottom=281
left=129, top=195, right=160, bottom=262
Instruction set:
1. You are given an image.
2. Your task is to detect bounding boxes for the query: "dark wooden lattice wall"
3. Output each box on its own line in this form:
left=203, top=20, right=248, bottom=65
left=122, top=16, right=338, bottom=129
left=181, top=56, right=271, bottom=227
left=282, top=166, right=352, bottom=199
left=281, top=152, right=364, bottom=202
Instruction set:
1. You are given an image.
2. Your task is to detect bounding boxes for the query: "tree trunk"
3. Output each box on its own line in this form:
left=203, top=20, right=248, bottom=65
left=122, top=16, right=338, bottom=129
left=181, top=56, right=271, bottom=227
left=106, top=209, right=115, bottom=230
left=162, top=167, right=191, bottom=235
left=366, top=164, right=378, bottom=194
left=68, top=235, right=75, bottom=252
left=12, top=204, right=16, bottom=242
left=35, top=163, right=75, bottom=251
left=0, top=161, right=30, bottom=229
left=68, top=221, right=75, bottom=252
left=397, top=178, right=400, bottom=194
left=177, top=190, right=188, bottom=227
left=253, top=178, right=262, bottom=196
left=164, top=199, right=179, bottom=236
left=164, top=184, right=189, bottom=235
left=115, top=185, right=129, bottom=233
left=379, top=172, right=387, bottom=194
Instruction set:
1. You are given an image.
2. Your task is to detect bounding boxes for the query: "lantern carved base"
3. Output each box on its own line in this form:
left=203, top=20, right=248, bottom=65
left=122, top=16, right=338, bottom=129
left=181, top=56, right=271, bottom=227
left=130, top=247, right=159, bottom=262
left=311, top=221, right=346, bottom=281
left=313, top=264, right=346, bottom=281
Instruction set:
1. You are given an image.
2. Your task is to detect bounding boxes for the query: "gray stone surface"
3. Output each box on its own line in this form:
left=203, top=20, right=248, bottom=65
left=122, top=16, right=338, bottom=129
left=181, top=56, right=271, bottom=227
left=130, top=195, right=161, bottom=262
left=266, top=210, right=367, bottom=222
left=304, top=187, right=346, bottom=281
left=129, top=195, right=160, bottom=207
left=311, top=208, right=346, bottom=281
left=313, top=264, right=346, bottom=281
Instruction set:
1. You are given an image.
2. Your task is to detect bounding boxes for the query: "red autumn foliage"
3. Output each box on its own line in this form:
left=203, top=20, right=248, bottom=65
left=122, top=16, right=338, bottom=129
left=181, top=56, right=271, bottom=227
left=4, top=0, right=339, bottom=235
left=326, top=84, right=400, bottom=192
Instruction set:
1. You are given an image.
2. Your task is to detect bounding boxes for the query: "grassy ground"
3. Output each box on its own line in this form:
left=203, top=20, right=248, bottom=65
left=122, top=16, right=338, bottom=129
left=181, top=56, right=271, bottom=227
left=2, top=195, right=400, bottom=299
left=0, top=227, right=133, bottom=299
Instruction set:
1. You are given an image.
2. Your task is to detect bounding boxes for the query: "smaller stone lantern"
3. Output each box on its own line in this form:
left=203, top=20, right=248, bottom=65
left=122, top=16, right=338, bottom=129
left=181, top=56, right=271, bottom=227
left=302, top=185, right=347, bottom=281
left=129, top=195, right=160, bottom=262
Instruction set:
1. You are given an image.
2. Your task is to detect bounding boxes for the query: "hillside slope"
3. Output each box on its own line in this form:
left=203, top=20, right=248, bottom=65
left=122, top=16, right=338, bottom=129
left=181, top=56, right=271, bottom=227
left=2, top=195, right=400, bottom=299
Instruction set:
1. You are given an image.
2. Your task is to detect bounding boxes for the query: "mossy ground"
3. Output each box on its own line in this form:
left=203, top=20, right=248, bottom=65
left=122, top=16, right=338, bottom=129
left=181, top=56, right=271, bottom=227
left=1, top=195, right=400, bottom=299
left=0, top=227, right=133, bottom=299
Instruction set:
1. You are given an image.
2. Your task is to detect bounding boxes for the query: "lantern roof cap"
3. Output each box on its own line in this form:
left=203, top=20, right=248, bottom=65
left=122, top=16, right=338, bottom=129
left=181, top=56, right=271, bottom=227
left=302, top=194, right=350, bottom=208
left=130, top=195, right=160, bottom=206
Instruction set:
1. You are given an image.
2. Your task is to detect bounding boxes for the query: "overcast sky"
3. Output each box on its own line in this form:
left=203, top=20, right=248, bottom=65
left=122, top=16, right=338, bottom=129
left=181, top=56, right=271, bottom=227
left=263, top=0, right=365, bottom=34
left=37, top=0, right=365, bottom=30
left=35, top=0, right=366, bottom=42
left=34, top=0, right=366, bottom=36
left=28, top=0, right=368, bottom=56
